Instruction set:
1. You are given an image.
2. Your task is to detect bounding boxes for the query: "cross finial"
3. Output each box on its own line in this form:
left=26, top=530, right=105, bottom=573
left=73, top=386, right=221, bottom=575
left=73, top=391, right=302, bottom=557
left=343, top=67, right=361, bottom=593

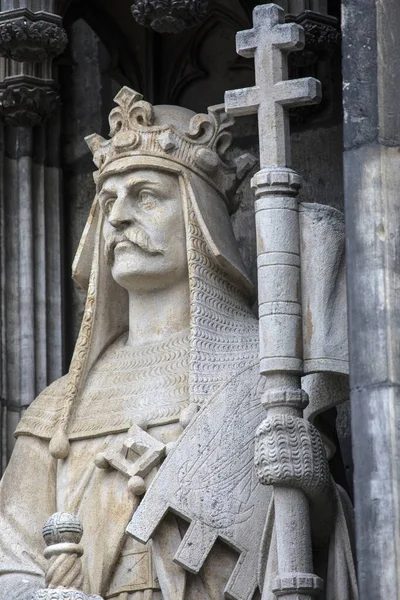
left=225, top=3, right=321, bottom=167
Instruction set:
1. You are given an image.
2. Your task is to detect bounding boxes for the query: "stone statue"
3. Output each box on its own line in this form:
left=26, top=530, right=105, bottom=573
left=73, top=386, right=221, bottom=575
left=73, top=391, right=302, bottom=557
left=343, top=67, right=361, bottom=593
left=0, top=87, right=357, bottom=600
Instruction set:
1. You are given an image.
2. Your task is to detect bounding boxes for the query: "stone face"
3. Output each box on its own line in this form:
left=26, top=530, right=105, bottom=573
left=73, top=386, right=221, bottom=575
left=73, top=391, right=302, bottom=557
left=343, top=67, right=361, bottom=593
left=0, top=87, right=356, bottom=600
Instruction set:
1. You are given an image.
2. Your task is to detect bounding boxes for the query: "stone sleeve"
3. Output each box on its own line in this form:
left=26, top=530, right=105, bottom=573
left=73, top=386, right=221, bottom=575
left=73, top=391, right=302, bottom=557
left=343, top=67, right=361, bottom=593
left=0, top=435, right=57, bottom=599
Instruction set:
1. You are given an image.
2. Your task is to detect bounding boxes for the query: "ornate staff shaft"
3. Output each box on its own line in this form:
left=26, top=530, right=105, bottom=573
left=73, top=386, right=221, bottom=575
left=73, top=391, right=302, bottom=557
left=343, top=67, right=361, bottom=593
left=32, top=512, right=103, bottom=600
left=225, top=4, right=323, bottom=600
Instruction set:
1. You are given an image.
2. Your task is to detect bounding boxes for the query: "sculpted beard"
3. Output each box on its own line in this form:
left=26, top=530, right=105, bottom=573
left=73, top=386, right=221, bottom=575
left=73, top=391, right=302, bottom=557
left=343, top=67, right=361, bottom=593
left=105, top=227, right=163, bottom=266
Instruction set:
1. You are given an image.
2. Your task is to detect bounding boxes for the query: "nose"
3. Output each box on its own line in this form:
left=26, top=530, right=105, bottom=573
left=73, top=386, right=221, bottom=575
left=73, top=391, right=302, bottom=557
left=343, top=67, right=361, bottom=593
left=108, top=196, right=134, bottom=230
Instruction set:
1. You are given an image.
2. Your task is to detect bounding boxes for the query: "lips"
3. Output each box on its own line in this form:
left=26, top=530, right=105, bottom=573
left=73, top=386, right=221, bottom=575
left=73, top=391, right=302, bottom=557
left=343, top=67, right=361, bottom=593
left=114, top=240, right=134, bottom=251
left=114, top=240, right=152, bottom=256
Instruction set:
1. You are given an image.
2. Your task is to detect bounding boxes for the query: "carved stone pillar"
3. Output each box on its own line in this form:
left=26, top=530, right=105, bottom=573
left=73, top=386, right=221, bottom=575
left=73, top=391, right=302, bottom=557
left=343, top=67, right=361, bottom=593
left=0, top=1, right=67, bottom=470
left=342, top=0, right=400, bottom=597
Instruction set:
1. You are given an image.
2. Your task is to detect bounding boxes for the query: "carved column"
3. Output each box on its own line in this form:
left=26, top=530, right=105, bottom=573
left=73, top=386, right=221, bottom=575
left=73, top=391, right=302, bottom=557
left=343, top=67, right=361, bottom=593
left=0, top=0, right=67, bottom=125
left=0, top=1, right=67, bottom=470
left=342, top=0, right=400, bottom=598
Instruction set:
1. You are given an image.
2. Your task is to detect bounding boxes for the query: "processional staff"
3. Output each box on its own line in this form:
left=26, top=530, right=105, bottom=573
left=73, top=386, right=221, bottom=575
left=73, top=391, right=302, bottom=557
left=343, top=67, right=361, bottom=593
left=225, top=4, right=328, bottom=600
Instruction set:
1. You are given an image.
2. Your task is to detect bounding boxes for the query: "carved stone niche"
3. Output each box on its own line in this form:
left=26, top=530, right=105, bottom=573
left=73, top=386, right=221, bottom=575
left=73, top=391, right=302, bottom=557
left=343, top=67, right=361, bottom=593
left=0, top=8, right=67, bottom=63
left=131, top=0, right=209, bottom=33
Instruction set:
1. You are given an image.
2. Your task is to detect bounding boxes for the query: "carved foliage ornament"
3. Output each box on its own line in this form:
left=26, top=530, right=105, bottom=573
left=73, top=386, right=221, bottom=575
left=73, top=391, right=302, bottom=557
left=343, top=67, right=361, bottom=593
left=131, top=0, right=209, bottom=33
left=290, top=17, right=341, bottom=69
left=0, top=83, right=59, bottom=126
left=288, top=14, right=341, bottom=125
left=0, top=17, right=67, bottom=62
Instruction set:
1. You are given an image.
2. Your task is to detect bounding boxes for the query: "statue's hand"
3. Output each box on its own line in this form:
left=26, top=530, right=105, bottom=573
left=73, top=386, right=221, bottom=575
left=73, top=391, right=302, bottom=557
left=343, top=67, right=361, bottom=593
left=255, top=414, right=335, bottom=544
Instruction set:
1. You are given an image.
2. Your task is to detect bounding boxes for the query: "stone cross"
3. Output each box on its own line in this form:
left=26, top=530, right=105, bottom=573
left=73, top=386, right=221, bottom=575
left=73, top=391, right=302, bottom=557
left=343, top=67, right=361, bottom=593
left=225, top=3, right=321, bottom=167
left=225, top=5, right=325, bottom=600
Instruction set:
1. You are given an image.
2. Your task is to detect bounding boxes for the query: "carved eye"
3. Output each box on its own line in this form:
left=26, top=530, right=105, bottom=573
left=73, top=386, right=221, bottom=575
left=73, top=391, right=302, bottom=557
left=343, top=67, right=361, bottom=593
left=103, top=197, right=116, bottom=217
left=138, top=190, right=157, bottom=211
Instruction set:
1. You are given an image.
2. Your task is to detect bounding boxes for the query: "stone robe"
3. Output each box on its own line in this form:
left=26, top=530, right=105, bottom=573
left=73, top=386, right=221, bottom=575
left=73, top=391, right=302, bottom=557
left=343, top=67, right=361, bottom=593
left=0, top=327, right=357, bottom=600
left=0, top=325, right=262, bottom=600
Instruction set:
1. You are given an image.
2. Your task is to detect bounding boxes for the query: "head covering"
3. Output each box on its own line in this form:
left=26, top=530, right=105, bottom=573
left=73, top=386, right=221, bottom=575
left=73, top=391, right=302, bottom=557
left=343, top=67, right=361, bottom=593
left=49, top=88, right=258, bottom=459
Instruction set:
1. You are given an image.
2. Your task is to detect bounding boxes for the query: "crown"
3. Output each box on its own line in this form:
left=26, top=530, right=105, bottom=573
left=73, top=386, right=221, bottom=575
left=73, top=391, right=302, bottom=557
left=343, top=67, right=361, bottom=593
left=85, top=87, right=256, bottom=213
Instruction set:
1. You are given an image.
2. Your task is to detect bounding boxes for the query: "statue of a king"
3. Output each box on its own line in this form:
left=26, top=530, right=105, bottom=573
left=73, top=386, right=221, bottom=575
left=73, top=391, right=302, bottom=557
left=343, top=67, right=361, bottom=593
left=0, top=88, right=357, bottom=600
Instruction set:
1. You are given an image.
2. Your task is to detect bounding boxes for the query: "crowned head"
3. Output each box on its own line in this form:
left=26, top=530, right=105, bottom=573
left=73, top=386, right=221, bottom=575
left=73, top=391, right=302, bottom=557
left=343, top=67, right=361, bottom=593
left=85, top=86, right=254, bottom=214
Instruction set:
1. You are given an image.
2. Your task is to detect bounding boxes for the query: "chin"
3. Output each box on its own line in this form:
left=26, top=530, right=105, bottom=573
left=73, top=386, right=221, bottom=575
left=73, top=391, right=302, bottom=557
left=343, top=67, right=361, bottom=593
left=110, top=247, right=188, bottom=292
left=111, top=262, right=187, bottom=293
left=112, top=263, right=156, bottom=289
left=111, top=263, right=169, bottom=293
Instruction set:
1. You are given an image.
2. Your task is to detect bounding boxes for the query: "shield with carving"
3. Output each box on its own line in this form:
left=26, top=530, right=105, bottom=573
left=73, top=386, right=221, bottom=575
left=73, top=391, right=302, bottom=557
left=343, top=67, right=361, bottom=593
left=127, top=362, right=272, bottom=600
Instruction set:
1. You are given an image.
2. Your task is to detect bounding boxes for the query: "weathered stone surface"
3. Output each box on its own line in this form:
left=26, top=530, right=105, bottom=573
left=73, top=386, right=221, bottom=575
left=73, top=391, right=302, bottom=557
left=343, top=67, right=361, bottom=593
left=0, top=83, right=59, bottom=126
left=31, top=513, right=103, bottom=600
left=344, top=141, right=400, bottom=600
left=225, top=4, right=321, bottom=167
left=342, top=0, right=400, bottom=597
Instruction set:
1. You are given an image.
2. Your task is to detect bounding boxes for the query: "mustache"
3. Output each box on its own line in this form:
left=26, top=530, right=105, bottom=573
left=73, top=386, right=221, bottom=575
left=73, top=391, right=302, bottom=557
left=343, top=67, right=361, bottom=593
left=105, top=228, right=164, bottom=265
